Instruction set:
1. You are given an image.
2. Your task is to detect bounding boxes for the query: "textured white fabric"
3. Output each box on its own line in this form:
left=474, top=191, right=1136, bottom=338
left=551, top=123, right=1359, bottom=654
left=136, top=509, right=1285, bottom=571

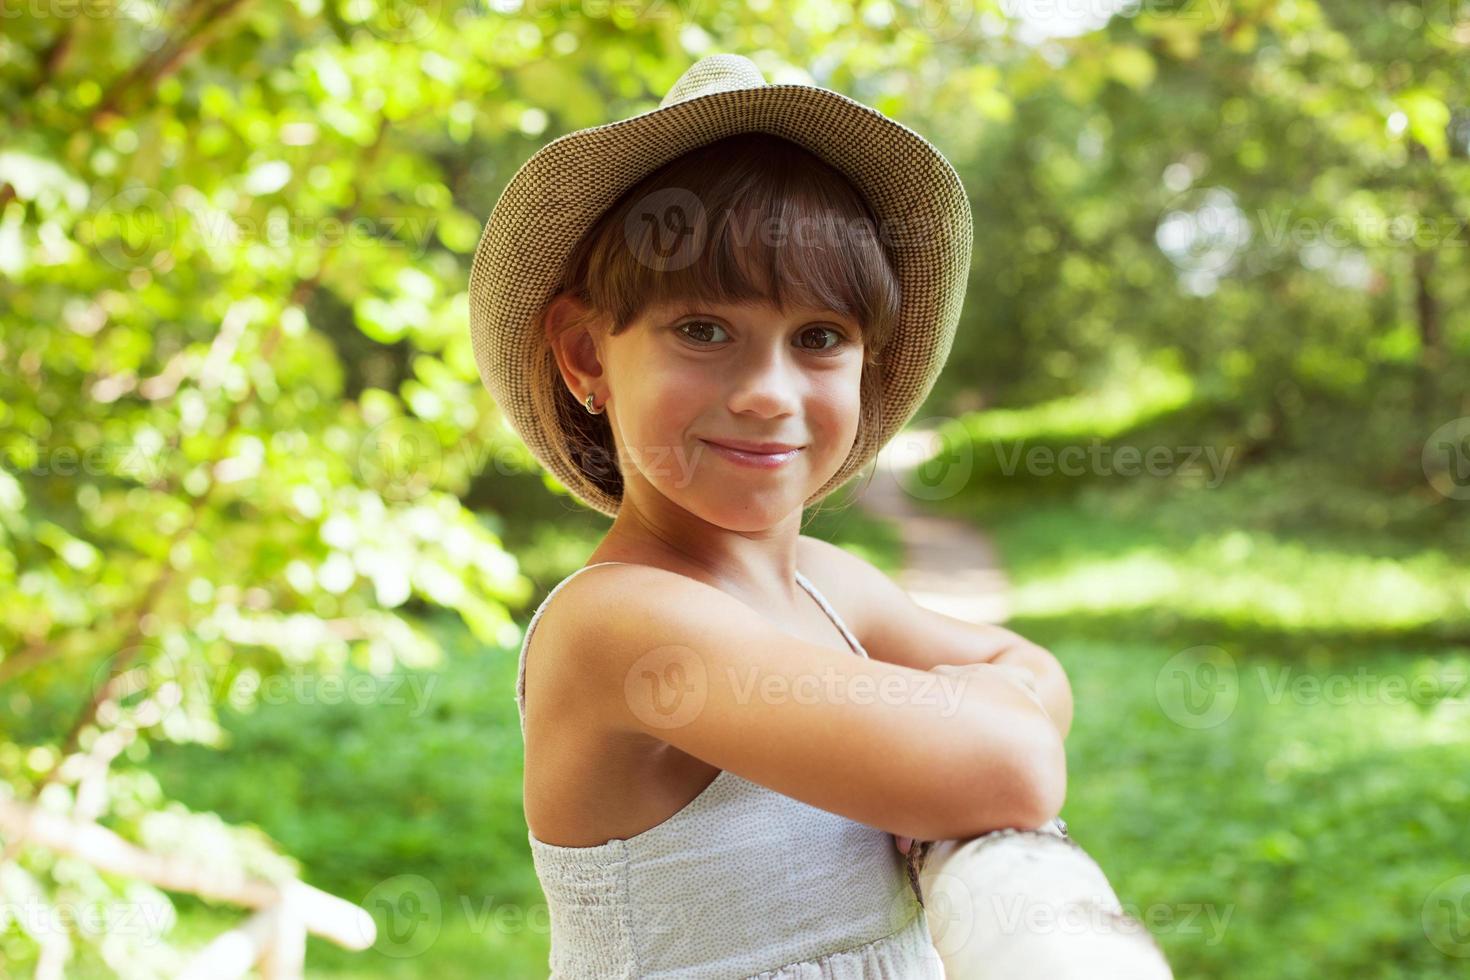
left=515, top=562, right=945, bottom=978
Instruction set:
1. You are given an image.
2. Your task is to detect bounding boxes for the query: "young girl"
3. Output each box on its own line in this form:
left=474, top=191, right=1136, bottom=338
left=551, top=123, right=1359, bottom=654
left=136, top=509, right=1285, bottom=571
left=469, top=54, right=1116, bottom=978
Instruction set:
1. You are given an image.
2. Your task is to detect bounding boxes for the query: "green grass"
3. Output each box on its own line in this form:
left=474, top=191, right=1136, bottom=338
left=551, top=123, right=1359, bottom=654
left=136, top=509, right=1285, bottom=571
left=914, top=389, right=1470, bottom=979
left=141, top=604, right=551, bottom=977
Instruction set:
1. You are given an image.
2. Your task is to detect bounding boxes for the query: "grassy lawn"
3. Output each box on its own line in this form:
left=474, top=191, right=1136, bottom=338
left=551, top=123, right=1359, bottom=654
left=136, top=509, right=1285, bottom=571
left=145, top=608, right=553, bottom=978
left=914, top=386, right=1470, bottom=979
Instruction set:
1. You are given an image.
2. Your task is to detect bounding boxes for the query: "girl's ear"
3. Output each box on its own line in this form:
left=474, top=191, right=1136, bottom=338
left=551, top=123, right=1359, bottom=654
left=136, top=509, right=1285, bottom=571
left=542, top=290, right=589, bottom=342
left=544, top=291, right=607, bottom=398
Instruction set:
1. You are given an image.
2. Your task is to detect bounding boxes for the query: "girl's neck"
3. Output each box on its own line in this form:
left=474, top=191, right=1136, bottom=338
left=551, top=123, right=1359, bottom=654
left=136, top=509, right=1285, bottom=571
left=590, top=506, right=809, bottom=610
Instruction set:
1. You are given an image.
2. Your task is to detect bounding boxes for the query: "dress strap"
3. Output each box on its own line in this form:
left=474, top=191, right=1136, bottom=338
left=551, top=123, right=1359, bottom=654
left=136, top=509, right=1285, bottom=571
left=795, top=569, right=869, bottom=659
left=514, top=562, right=631, bottom=738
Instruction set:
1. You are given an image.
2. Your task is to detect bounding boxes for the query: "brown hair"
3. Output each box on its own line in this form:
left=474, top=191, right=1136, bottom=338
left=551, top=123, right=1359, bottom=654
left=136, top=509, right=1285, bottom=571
left=530, top=132, right=901, bottom=514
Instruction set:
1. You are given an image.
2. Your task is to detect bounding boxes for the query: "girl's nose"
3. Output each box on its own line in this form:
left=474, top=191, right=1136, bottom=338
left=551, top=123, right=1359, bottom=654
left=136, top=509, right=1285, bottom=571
left=725, top=350, right=802, bottom=418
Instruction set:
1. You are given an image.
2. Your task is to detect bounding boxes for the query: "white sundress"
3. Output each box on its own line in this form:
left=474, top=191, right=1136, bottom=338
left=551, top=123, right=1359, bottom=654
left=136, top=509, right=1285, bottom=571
left=514, top=561, right=947, bottom=979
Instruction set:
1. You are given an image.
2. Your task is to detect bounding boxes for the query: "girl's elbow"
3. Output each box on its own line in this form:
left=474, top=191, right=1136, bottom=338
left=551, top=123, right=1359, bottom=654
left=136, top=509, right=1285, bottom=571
left=1016, top=720, right=1068, bottom=826
left=947, top=717, right=1068, bottom=837
left=994, top=716, right=1068, bottom=830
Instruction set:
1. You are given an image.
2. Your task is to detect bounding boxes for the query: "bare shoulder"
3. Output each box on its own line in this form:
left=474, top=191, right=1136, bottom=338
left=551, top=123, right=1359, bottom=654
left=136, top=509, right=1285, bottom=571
left=532, top=562, right=719, bottom=653
left=527, top=562, right=738, bottom=717
left=796, top=534, right=927, bottom=667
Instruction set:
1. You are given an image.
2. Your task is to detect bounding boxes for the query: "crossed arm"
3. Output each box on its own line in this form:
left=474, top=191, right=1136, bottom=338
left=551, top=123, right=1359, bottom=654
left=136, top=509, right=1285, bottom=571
left=801, top=537, right=1073, bottom=740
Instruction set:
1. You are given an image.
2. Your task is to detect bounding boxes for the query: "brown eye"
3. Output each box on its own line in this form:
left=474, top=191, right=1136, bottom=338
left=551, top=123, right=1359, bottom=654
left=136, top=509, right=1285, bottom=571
left=676, top=320, right=728, bottom=344
left=797, top=326, right=846, bottom=352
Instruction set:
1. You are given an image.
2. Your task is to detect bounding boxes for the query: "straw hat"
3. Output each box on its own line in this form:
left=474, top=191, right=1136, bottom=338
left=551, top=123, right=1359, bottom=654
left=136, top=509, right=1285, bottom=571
left=468, top=53, right=973, bottom=517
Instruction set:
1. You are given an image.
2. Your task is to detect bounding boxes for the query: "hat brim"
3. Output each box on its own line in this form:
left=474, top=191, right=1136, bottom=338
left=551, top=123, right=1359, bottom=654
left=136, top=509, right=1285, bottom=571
left=469, top=82, right=973, bottom=517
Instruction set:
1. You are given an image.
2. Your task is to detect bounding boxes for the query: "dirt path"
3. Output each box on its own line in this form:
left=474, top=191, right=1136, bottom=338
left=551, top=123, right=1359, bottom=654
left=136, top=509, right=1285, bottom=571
left=859, top=430, right=1012, bottom=625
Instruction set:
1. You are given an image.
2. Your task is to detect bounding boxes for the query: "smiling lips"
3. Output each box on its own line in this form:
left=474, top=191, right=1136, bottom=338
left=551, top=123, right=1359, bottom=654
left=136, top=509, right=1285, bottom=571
left=698, top=438, right=805, bottom=469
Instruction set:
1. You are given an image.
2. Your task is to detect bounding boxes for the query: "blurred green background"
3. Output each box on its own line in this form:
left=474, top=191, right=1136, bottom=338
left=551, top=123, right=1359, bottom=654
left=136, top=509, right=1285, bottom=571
left=2, top=0, right=1468, bottom=977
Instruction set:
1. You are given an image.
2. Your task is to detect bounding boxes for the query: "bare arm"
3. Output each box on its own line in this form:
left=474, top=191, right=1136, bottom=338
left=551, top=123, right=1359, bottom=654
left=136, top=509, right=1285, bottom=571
left=799, top=536, right=1074, bottom=739
left=542, top=564, right=1067, bottom=842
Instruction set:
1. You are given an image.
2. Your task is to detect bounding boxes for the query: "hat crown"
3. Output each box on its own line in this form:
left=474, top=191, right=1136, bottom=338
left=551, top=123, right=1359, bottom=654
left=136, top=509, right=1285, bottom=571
left=659, top=54, right=768, bottom=109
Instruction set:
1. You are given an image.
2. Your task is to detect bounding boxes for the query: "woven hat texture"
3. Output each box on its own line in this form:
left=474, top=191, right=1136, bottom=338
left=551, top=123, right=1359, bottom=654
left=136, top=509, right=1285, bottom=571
left=468, top=53, right=973, bottom=517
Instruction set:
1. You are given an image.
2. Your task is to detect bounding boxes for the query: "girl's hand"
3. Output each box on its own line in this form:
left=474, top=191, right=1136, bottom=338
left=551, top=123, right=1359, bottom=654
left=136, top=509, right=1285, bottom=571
left=932, top=661, right=1050, bottom=717
left=895, top=834, right=914, bottom=855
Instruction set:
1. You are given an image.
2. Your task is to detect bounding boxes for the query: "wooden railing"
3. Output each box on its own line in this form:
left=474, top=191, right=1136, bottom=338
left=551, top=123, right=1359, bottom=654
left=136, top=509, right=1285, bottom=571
left=0, top=799, right=376, bottom=979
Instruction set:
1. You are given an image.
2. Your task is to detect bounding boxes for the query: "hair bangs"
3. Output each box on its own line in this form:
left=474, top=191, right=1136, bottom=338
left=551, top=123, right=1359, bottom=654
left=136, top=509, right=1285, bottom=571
left=570, top=133, right=901, bottom=353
